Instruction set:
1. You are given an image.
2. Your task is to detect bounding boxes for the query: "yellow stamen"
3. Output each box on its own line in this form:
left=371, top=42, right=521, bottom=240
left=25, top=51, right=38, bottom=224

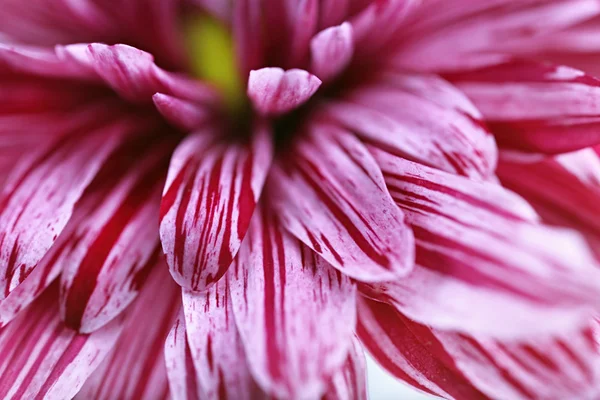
left=183, top=14, right=244, bottom=111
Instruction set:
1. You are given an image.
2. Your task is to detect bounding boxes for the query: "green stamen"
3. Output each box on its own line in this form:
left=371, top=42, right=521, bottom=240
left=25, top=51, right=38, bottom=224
left=184, top=14, right=244, bottom=111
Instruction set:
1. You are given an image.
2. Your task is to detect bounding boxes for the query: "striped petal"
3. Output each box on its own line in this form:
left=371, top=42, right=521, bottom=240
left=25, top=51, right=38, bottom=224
left=323, top=336, right=368, bottom=400
left=229, top=204, right=357, bottom=399
left=0, top=114, right=148, bottom=299
left=364, top=148, right=600, bottom=337
left=446, top=61, right=600, bottom=155
left=358, top=297, right=600, bottom=400
left=268, top=123, right=414, bottom=282
left=0, top=285, right=122, bottom=400
left=323, top=70, right=497, bottom=179
left=160, top=125, right=272, bottom=291
left=247, top=68, right=322, bottom=116
left=183, top=278, right=265, bottom=400
left=310, top=22, right=354, bottom=83
left=76, top=262, right=180, bottom=399
left=498, top=148, right=600, bottom=258
left=165, top=311, right=202, bottom=400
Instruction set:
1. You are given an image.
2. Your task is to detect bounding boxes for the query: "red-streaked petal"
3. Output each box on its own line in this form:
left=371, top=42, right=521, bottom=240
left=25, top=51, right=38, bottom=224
left=0, top=114, right=148, bottom=299
left=498, top=148, right=600, bottom=258
left=324, top=70, right=497, bottom=179
left=0, top=285, right=123, bottom=400
left=446, top=61, right=600, bottom=154
left=247, top=68, right=322, bottom=116
left=358, top=297, right=600, bottom=400
left=365, top=148, right=600, bottom=337
left=165, top=311, right=202, bottom=400
left=229, top=205, right=357, bottom=399
left=59, top=136, right=174, bottom=333
left=183, top=278, right=265, bottom=400
left=323, top=336, right=368, bottom=400
left=59, top=43, right=218, bottom=104
left=268, top=124, right=414, bottom=282
left=160, top=125, right=272, bottom=291
left=76, top=262, right=180, bottom=399
left=310, top=22, right=354, bottom=83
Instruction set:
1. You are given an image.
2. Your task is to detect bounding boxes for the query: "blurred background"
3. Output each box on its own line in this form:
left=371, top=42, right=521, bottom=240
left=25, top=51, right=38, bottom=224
left=367, top=354, right=433, bottom=400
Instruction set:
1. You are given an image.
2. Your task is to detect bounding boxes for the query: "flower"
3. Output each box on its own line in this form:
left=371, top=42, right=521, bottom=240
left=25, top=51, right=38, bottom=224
left=1, top=0, right=600, bottom=399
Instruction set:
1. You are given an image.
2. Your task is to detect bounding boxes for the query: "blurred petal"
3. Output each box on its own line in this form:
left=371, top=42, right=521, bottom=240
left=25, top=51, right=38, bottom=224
left=310, top=23, right=354, bottom=83
left=324, top=70, right=497, bottom=179
left=447, top=61, right=600, bottom=155
left=269, top=123, right=414, bottom=282
left=153, top=93, right=214, bottom=131
left=0, top=285, right=122, bottom=400
left=363, top=148, right=600, bottom=337
left=160, top=124, right=272, bottom=291
left=248, top=68, right=321, bottom=116
left=323, top=336, right=368, bottom=400
left=76, top=263, right=180, bottom=399
left=183, top=278, right=265, bottom=400
left=358, top=297, right=600, bottom=400
left=229, top=205, right=357, bottom=399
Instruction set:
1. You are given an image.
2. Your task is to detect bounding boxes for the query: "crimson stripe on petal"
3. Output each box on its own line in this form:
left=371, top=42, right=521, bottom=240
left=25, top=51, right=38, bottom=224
left=366, top=148, right=600, bottom=336
left=358, top=297, right=600, bottom=400
left=446, top=61, right=600, bottom=154
left=183, top=277, right=266, bottom=400
left=268, top=123, right=414, bottom=282
left=160, top=125, right=272, bottom=291
left=229, top=204, right=357, bottom=399
left=0, top=115, right=147, bottom=299
left=76, top=262, right=180, bottom=400
left=323, top=336, right=367, bottom=400
left=0, top=284, right=122, bottom=400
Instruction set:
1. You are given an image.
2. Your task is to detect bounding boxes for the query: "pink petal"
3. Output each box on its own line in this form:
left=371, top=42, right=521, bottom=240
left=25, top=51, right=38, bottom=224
left=183, top=278, right=265, bottom=400
left=395, top=1, right=600, bottom=72
left=160, top=125, right=272, bottom=291
left=0, top=114, right=149, bottom=299
left=498, top=147, right=600, bottom=258
left=192, top=0, right=232, bottom=21
left=60, top=136, right=176, bottom=332
left=76, top=262, right=181, bottom=399
left=358, top=297, right=600, bottom=400
left=323, top=336, right=368, bottom=400
left=268, top=124, right=414, bottom=282
left=229, top=204, right=357, bottom=399
left=364, top=148, right=600, bottom=337
left=164, top=311, right=203, bottom=400
left=310, top=22, right=354, bottom=83
left=0, top=285, right=123, bottom=400
left=446, top=61, right=600, bottom=154
left=153, top=93, right=214, bottom=131
left=323, top=70, right=497, bottom=179
left=247, top=68, right=322, bottom=116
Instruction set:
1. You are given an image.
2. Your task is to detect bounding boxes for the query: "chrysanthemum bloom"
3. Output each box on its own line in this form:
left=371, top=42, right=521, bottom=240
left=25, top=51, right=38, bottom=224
left=2, top=0, right=600, bottom=399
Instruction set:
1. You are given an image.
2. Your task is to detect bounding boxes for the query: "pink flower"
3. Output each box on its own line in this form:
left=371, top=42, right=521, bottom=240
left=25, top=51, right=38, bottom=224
left=1, top=0, right=600, bottom=398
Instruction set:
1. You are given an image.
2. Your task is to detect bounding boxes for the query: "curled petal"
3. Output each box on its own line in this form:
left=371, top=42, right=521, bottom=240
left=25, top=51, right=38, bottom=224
left=310, top=22, right=354, bottom=83
left=229, top=205, right=357, bottom=399
left=268, top=124, right=414, bottom=282
left=160, top=125, right=272, bottom=291
left=248, top=68, right=321, bottom=116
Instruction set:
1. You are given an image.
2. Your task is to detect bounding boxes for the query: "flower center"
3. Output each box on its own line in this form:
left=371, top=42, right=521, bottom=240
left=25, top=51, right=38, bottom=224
left=183, top=14, right=245, bottom=112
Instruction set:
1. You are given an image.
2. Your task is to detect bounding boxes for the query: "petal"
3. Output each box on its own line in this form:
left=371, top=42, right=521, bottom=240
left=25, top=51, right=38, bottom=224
left=153, top=93, right=214, bottom=131
left=324, top=70, right=497, bottom=179
left=160, top=124, right=272, bottom=291
left=498, top=147, right=600, bottom=258
left=229, top=204, right=357, bottom=399
left=183, top=278, right=265, bottom=400
left=446, top=61, right=600, bottom=154
left=310, top=23, right=354, bottom=83
left=323, top=336, right=368, bottom=400
left=76, top=262, right=181, bottom=399
left=164, top=311, right=202, bottom=400
left=357, top=297, right=600, bottom=400
left=60, top=136, right=174, bottom=332
left=268, top=124, right=414, bottom=282
left=364, top=148, right=600, bottom=337
left=0, top=114, right=149, bottom=299
left=247, top=68, right=322, bottom=116
left=0, top=285, right=122, bottom=400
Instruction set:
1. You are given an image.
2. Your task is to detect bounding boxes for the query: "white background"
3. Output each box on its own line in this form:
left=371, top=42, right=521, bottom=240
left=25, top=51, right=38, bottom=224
left=366, top=354, right=435, bottom=400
